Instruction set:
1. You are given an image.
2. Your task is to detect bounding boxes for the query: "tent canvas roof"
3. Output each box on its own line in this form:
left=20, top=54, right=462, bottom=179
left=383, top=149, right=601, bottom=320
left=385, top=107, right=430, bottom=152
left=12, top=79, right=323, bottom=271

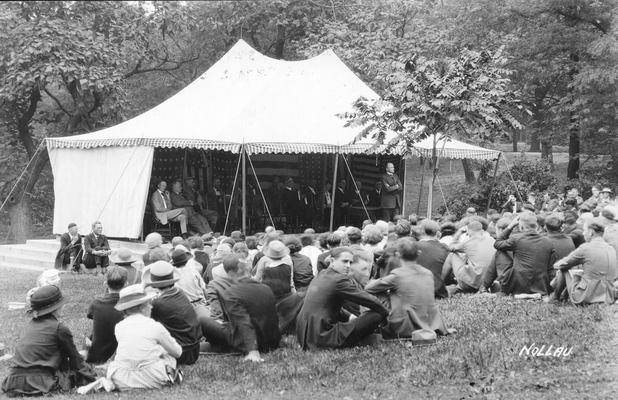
left=46, top=39, right=379, bottom=154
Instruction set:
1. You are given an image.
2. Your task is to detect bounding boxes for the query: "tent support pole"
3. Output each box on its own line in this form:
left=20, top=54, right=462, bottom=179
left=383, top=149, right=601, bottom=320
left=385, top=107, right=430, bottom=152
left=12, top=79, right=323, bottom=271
left=222, top=151, right=242, bottom=236
left=246, top=151, right=276, bottom=229
left=341, top=154, right=371, bottom=221
left=400, top=157, right=406, bottom=216
left=416, top=158, right=424, bottom=216
left=485, top=153, right=502, bottom=211
left=329, top=152, right=339, bottom=232
left=241, top=144, right=247, bottom=235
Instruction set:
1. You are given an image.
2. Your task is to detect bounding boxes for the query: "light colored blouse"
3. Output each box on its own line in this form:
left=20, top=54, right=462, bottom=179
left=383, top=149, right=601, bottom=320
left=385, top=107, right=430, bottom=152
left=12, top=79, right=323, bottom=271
left=114, top=313, right=181, bottom=363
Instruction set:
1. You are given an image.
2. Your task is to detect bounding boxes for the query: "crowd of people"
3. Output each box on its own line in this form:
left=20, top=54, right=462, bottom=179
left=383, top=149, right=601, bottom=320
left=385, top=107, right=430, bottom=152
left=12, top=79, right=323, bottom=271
left=3, top=183, right=617, bottom=396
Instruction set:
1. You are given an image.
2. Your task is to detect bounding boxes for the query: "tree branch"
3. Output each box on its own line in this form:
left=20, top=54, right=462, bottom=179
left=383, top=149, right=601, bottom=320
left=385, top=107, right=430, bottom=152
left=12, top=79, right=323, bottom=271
left=43, top=88, right=72, bottom=117
left=123, top=54, right=199, bottom=79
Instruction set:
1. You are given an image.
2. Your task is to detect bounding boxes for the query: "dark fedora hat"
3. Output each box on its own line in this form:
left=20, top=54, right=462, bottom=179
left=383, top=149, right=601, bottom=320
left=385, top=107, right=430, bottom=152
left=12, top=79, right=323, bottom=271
left=28, top=285, right=67, bottom=318
left=171, top=248, right=191, bottom=267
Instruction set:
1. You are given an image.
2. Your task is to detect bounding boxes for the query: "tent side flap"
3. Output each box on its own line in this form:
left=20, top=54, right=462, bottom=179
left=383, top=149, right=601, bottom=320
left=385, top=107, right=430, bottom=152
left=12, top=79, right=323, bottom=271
left=49, top=146, right=154, bottom=238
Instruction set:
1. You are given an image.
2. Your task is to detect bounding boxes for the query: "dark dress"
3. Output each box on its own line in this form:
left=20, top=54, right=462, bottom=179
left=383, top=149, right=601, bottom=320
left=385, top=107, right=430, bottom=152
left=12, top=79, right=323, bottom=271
left=2, top=315, right=96, bottom=396
left=151, top=287, right=202, bottom=365
left=296, top=268, right=388, bottom=350
left=86, top=292, right=123, bottom=364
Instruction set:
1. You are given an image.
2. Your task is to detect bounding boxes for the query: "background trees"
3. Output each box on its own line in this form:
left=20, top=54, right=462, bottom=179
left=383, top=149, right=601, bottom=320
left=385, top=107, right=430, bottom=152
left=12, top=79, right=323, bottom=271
left=0, top=0, right=616, bottom=240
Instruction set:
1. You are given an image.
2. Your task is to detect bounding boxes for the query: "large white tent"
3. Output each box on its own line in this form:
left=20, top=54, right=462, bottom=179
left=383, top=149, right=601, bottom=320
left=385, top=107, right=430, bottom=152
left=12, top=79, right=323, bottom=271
left=46, top=39, right=500, bottom=238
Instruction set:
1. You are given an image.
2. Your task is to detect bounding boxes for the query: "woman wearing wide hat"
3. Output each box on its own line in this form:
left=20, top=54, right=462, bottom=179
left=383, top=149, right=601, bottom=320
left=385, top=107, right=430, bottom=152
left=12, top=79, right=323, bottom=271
left=2, top=286, right=96, bottom=396
left=110, top=248, right=140, bottom=285
left=104, top=284, right=183, bottom=391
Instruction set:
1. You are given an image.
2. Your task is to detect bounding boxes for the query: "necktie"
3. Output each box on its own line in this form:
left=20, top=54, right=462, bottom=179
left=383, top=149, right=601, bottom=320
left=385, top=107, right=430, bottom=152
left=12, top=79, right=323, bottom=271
left=160, top=191, right=167, bottom=209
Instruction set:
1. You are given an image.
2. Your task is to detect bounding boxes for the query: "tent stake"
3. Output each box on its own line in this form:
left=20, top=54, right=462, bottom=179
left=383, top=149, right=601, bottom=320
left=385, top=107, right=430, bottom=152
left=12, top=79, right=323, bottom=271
left=329, top=152, right=339, bottom=232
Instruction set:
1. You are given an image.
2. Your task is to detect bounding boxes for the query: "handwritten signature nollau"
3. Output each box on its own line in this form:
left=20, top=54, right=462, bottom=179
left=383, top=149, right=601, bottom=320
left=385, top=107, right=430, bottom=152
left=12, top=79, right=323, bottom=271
left=519, top=343, right=573, bottom=358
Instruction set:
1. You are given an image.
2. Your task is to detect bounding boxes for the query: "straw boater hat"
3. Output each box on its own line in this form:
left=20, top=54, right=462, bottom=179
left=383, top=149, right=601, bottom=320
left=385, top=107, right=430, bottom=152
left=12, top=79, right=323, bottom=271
left=601, top=187, right=613, bottom=194
left=263, top=240, right=289, bottom=260
left=28, top=285, right=67, bottom=318
left=143, top=261, right=179, bottom=288
left=114, top=284, right=156, bottom=311
left=110, top=248, right=137, bottom=265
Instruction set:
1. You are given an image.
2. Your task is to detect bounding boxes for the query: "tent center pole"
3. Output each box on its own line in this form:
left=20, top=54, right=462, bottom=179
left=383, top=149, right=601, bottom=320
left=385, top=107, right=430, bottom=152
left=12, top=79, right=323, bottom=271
left=329, top=152, right=339, bottom=232
left=241, top=144, right=247, bottom=235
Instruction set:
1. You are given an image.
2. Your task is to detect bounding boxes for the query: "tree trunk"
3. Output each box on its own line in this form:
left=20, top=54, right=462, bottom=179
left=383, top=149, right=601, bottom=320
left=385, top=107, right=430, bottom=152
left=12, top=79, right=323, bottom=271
left=461, top=159, right=476, bottom=183
left=512, top=131, right=518, bottom=152
left=529, top=130, right=540, bottom=152
left=274, top=24, right=286, bottom=59
left=540, top=140, right=554, bottom=168
left=567, top=113, right=580, bottom=179
left=612, top=137, right=618, bottom=181
left=7, top=197, right=32, bottom=244
left=529, top=85, right=547, bottom=152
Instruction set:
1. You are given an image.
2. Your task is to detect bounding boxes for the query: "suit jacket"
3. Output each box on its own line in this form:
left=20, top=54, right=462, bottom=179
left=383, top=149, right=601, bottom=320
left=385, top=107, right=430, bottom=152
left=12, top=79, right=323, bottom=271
left=83, top=232, right=110, bottom=255
left=170, top=191, right=192, bottom=209
left=296, top=267, right=387, bottom=350
left=54, top=232, right=81, bottom=268
left=494, top=229, right=556, bottom=295
left=380, top=173, right=402, bottom=209
left=415, top=239, right=449, bottom=299
left=302, top=186, right=319, bottom=210
left=220, top=277, right=281, bottom=354
left=282, top=186, right=301, bottom=215
left=365, top=262, right=449, bottom=338
left=368, top=189, right=382, bottom=207
left=151, top=190, right=173, bottom=224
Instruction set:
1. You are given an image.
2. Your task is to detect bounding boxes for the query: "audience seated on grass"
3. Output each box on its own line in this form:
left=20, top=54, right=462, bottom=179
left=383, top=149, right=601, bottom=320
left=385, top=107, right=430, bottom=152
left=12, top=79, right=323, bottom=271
left=145, top=261, right=203, bottom=365
left=2, top=285, right=97, bottom=397
left=366, top=238, right=450, bottom=340
left=296, top=247, right=388, bottom=350
left=201, top=255, right=280, bottom=362
left=551, top=219, right=618, bottom=305
left=100, top=284, right=182, bottom=392
left=85, top=266, right=127, bottom=364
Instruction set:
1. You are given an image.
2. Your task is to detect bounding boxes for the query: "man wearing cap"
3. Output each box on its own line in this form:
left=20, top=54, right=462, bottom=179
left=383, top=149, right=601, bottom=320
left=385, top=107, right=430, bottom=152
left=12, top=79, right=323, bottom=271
left=380, top=163, right=402, bottom=222
left=54, top=222, right=82, bottom=271
left=598, top=187, right=613, bottom=209
left=83, top=221, right=111, bottom=275
left=171, top=247, right=210, bottom=322
left=2, top=286, right=96, bottom=396
left=151, top=180, right=189, bottom=238
left=551, top=220, right=618, bottom=304
left=145, top=261, right=202, bottom=365
left=494, top=213, right=556, bottom=295
left=201, top=255, right=281, bottom=362
left=86, top=267, right=127, bottom=364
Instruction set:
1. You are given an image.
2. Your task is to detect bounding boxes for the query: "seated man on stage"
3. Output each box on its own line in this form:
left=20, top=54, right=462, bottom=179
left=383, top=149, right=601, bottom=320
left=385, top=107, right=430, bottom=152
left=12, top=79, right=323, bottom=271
left=54, top=222, right=82, bottom=271
left=151, top=180, right=189, bottom=238
left=183, top=177, right=219, bottom=229
left=296, top=247, right=388, bottom=350
left=169, top=180, right=211, bottom=235
left=83, top=221, right=111, bottom=275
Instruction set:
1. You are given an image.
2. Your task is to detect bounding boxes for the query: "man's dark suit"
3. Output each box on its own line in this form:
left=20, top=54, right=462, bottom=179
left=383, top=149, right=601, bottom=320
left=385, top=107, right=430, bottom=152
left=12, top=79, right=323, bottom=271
left=380, top=172, right=402, bottom=221
left=54, top=232, right=82, bottom=270
left=220, top=277, right=281, bottom=354
left=83, top=232, right=110, bottom=270
left=332, top=187, right=350, bottom=227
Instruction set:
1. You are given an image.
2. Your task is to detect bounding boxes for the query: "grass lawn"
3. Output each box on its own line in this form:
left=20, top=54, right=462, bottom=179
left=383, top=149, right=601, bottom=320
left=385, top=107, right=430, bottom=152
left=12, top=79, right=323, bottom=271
left=1, top=267, right=617, bottom=399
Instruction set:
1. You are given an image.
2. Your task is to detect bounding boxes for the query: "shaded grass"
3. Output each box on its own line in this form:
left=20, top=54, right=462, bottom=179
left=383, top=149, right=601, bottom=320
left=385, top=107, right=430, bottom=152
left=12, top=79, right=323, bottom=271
left=0, top=267, right=616, bottom=399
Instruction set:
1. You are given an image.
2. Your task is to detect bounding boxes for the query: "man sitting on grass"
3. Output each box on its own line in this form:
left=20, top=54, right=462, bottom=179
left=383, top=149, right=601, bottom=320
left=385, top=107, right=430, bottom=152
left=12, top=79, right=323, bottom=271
left=493, top=213, right=556, bottom=295
left=201, top=255, right=281, bottom=362
left=366, top=239, right=450, bottom=339
left=145, top=261, right=202, bottom=365
left=296, top=247, right=387, bottom=350
left=550, top=220, right=618, bottom=305
left=85, top=267, right=127, bottom=364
